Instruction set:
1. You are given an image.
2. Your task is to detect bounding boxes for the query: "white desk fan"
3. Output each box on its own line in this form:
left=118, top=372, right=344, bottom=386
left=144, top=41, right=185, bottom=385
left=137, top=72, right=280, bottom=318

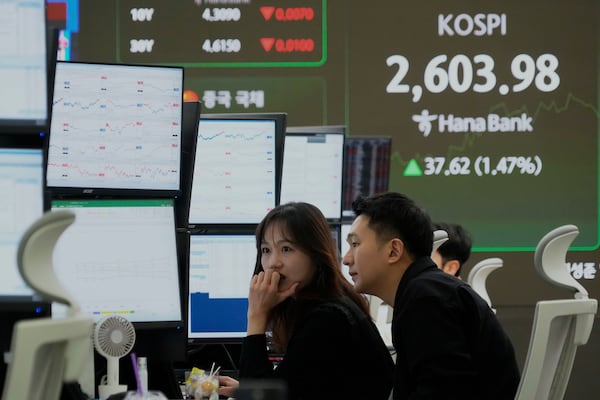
left=94, top=315, right=136, bottom=399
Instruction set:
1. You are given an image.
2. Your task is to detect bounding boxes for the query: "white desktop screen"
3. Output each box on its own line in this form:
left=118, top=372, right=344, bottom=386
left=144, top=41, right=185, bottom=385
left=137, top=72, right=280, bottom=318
left=50, top=199, right=182, bottom=325
left=189, top=116, right=281, bottom=225
left=188, top=233, right=256, bottom=339
left=0, top=0, right=48, bottom=133
left=0, top=147, right=44, bottom=296
left=46, top=62, right=183, bottom=194
left=280, top=131, right=345, bottom=220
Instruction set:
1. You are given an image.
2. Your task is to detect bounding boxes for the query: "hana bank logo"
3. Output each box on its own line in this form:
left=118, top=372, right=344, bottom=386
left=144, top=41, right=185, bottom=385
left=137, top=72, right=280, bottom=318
left=412, top=109, right=533, bottom=137
left=412, top=110, right=437, bottom=137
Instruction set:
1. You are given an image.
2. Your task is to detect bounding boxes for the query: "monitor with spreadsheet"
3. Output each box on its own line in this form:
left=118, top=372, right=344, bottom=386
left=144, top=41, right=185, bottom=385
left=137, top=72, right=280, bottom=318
left=50, top=198, right=182, bottom=328
left=0, top=134, right=47, bottom=298
left=281, top=126, right=345, bottom=221
left=46, top=61, right=184, bottom=196
left=188, top=113, right=286, bottom=227
left=187, top=232, right=256, bottom=340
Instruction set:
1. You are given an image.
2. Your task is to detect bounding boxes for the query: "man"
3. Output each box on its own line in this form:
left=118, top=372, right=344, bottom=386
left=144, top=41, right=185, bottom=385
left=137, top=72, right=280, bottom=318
left=432, top=222, right=472, bottom=278
left=342, top=192, right=520, bottom=400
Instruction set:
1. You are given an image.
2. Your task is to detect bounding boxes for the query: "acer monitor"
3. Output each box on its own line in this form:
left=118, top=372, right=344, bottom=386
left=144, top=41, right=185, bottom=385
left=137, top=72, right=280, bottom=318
left=46, top=61, right=184, bottom=197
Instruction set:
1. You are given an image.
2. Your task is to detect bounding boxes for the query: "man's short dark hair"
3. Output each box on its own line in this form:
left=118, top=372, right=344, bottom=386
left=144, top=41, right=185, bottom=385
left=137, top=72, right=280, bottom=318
left=433, top=222, right=472, bottom=276
left=352, top=192, right=433, bottom=258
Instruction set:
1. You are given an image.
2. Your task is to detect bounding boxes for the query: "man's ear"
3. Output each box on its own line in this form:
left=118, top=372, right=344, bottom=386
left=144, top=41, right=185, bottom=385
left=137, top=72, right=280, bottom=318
left=442, top=259, right=461, bottom=276
left=388, top=238, right=404, bottom=262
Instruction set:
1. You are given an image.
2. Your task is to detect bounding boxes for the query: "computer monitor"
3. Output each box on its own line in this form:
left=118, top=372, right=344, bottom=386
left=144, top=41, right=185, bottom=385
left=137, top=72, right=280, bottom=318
left=0, top=134, right=47, bottom=298
left=49, top=198, right=183, bottom=328
left=0, top=132, right=49, bottom=393
left=187, top=232, right=256, bottom=341
left=188, top=113, right=286, bottom=228
left=46, top=61, right=184, bottom=197
left=174, top=101, right=201, bottom=229
left=0, top=0, right=49, bottom=135
left=281, top=126, right=346, bottom=221
left=343, top=136, right=392, bottom=218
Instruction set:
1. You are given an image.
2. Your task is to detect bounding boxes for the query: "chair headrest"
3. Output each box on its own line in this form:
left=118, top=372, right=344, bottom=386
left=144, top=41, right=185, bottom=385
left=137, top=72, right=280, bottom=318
left=534, top=224, right=587, bottom=298
left=17, top=210, right=80, bottom=312
left=467, top=257, right=503, bottom=286
left=432, top=230, right=449, bottom=254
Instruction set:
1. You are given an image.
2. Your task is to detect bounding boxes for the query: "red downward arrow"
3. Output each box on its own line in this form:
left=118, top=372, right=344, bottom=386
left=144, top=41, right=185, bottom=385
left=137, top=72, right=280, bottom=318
left=260, top=6, right=275, bottom=21
left=260, top=38, right=275, bottom=52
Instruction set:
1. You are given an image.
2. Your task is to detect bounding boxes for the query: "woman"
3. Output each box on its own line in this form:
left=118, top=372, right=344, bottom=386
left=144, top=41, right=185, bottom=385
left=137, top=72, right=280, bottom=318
left=219, top=202, right=394, bottom=400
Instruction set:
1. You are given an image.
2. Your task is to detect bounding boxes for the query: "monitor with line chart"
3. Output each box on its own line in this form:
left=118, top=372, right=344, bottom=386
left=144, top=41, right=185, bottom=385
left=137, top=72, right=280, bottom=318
left=46, top=61, right=184, bottom=197
left=187, top=232, right=256, bottom=341
left=281, top=125, right=345, bottom=221
left=50, top=198, right=182, bottom=328
left=188, top=113, right=286, bottom=227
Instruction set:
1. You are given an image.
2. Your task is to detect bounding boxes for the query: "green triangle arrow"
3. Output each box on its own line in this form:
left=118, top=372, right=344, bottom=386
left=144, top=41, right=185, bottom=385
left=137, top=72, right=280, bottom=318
left=403, top=159, right=423, bottom=177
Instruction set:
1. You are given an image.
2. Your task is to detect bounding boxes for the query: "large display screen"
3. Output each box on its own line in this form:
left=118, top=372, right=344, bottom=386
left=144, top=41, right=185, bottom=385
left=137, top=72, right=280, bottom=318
left=67, top=0, right=600, bottom=250
left=46, top=61, right=184, bottom=196
left=52, top=0, right=600, bottom=302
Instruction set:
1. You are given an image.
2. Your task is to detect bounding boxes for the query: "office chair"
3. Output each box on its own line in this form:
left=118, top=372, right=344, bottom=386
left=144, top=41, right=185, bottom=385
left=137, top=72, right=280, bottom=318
left=432, top=229, right=448, bottom=254
left=515, top=225, right=598, bottom=400
left=1, top=210, right=95, bottom=400
left=466, top=257, right=503, bottom=312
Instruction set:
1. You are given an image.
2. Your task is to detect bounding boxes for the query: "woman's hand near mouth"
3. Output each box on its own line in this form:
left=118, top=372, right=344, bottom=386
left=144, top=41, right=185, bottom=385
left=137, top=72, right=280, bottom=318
left=247, top=270, right=298, bottom=334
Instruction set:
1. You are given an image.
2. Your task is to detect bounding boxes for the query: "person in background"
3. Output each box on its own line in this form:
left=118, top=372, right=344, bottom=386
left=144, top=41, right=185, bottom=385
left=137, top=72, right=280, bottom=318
left=218, top=202, right=394, bottom=400
left=432, top=222, right=472, bottom=278
left=343, top=192, right=520, bottom=400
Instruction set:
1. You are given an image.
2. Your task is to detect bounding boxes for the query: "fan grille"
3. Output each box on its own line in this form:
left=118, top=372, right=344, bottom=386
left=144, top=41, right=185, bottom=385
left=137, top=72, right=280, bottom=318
left=94, top=315, right=136, bottom=358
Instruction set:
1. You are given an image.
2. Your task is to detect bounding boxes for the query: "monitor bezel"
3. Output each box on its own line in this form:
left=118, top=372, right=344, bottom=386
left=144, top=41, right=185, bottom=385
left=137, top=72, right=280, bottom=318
left=187, top=112, right=287, bottom=230
left=45, top=61, right=185, bottom=199
left=0, top=132, right=48, bottom=151
left=174, top=101, right=202, bottom=230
